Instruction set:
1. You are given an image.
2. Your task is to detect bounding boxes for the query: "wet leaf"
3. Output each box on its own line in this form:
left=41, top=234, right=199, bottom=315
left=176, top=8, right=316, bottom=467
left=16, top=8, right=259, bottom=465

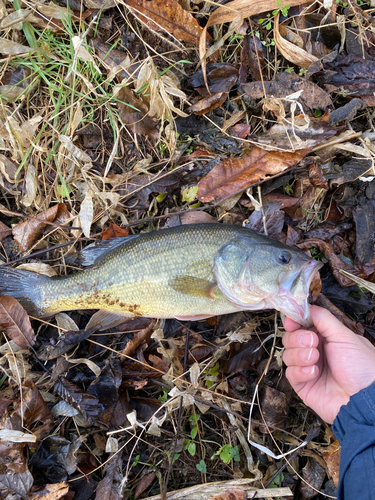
left=134, top=472, right=156, bottom=499
left=0, top=220, right=11, bottom=241
left=239, top=34, right=264, bottom=83
left=197, top=147, right=309, bottom=202
left=299, top=457, right=326, bottom=499
left=188, top=93, right=228, bottom=115
left=0, top=466, right=33, bottom=498
left=95, top=451, right=123, bottom=500
left=221, top=339, right=264, bottom=373
left=12, top=203, right=70, bottom=253
left=37, top=329, right=94, bottom=360
left=242, top=71, right=333, bottom=111
left=191, top=64, right=238, bottom=95
left=308, top=162, right=329, bottom=189
left=250, top=117, right=340, bottom=152
left=124, top=0, right=211, bottom=46
left=353, top=199, right=375, bottom=264
left=259, top=385, right=287, bottom=434
left=102, top=223, right=129, bottom=240
left=0, top=295, right=36, bottom=348
left=54, top=377, right=104, bottom=427
left=329, top=98, right=367, bottom=124
left=117, top=87, right=159, bottom=141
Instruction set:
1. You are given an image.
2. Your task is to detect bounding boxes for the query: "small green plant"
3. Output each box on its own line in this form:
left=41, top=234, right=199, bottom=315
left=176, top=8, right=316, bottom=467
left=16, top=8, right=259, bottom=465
left=205, top=362, right=220, bottom=388
left=196, top=460, right=207, bottom=473
left=183, top=414, right=200, bottom=455
left=283, top=180, right=294, bottom=196
left=212, top=444, right=241, bottom=464
left=158, top=386, right=169, bottom=404
left=285, top=67, right=294, bottom=73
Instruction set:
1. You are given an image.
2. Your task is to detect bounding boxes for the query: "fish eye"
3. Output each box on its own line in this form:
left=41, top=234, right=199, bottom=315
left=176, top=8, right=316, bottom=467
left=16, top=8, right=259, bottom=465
left=278, top=251, right=291, bottom=264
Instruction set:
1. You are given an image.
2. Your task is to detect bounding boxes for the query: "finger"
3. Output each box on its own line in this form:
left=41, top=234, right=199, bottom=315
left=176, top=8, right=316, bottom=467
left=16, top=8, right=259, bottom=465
left=310, top=305, right=356, bottom=341
left=282, top=330, right=319, bottom=349
left=283, top=346, right=320, bottom=367
left=285, top=365, right=319, bottom=392
left=284, top=316, right=303, bottom=332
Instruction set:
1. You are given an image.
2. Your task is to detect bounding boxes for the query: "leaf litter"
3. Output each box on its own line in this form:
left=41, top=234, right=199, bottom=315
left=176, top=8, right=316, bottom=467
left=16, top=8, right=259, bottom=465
left=1, top=0, right=375, bottom=498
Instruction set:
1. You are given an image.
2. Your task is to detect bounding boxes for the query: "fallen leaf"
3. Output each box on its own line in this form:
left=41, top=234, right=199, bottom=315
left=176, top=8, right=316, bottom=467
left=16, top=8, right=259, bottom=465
left=0, top=220, right=11, bottom=241
left=244, top=203, right=285, bottom=240
left=191, top=64, right=238, bottom=95
left=117, top=87, right=159, bottom=141
left=54, top=377, right=104, bottom=427
left=353, top=199, right=375, bottom=264
left=249, top=117, right=340, bottom=152
left=198, top=147, right=309, bottom=202
left=124, top=0, right=212, bottom=46
left=90, top=39, right=141, bottom=80
left=274, top=14, right=318, bottom=68
left=29, top=482, right=69, bottom=500
left=242, top=71, right=333, bottom=111
left=188, top=92, right=228, bottom=115
left=95, top=451, right=123, bottom=500
left=12, top=203, right=70, bottom=252
left=0, top=296, right=36, bottom=348
left=221, top=339, right=264, bottom=373
left=0, top=38, right=33, bottom=55
left=239, top=34, right=264, bottom=83
left=321, top=440, right=341, bottom=488
left=259, top=385, right=287, bottom=434
left=121, top=321, right=155, bottom=358
left=299, top=457, right=326, bottom=499
left=102, top=222, right=129, bottom=240
left=0, top=466, right=33, bottom=498
left=308, top=162, right=329, bottom=189
left=208, top=488, right=246, bottom=500
left=329, top=98, right=367, bottom=124
left=79, top=189, right=94, bottom=238
left=135, top=472, right=156, bottom=499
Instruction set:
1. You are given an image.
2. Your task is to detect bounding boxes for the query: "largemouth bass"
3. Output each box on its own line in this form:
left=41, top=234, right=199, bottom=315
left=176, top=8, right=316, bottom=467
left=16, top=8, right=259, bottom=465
left=0, top=224, right=322, bottom=326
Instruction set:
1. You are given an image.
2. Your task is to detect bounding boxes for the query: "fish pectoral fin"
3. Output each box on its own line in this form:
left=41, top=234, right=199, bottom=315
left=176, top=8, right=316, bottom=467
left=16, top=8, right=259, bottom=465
left=169, top=276, right=217, bottom=299
left=85, top=310, right=132, bottom=331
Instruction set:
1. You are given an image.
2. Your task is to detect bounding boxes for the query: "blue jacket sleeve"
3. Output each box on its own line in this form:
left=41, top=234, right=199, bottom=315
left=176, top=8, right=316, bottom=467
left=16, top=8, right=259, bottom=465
left=332, top=382, right=375, bottom=500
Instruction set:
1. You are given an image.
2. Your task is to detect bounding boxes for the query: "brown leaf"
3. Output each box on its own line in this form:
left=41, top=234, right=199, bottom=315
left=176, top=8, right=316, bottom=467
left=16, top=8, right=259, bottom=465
left=29, top=481, right=69, bottom=500
left=0, top=221, right=11, bottom=241
left=125, top=0, right=211, bottom=46
left=121, top=321, right=155, bottom=358
left=259, top=385, right=287, bottom=434
left=208, top=488, right=246, bottom=500
left=102, top=223, right=129, bottom=240
left=180, top=211, right=217, bottom=225
left=117, top=87, right=159, bottom=141
left=221, top=339, right=264, bottom=373
left=239, top=34, right=264, bottom=83
left=197, top=147, right=309, bottom=202
left=0, top=295, right=36, bottom=348
left=242, top=71, right=333, bottom=111
left=274, top=14, right=318, bottom=69
left=192, top=64, right=238, bottom=95
left=90, top=39, right=141, bottom=80
left=0, top=440, right=25, bottom=473
left=187, top=92, right=228, bottom=115
left=299, top=457, right=326, bottom=499
left=297, top=239, right=359, bottom=288
left=308, top=162, right=329, bottom=189
left=321, top=440, right=341, bottom=488
left=12, top=203, right=70, bottom=253
left=13, top=380, right=54, bottom=440
left=134, top=472, right=156, bottom=499
left=95, top=451, right=123, bottom=500
left=250, top=117, right=339, bottom=152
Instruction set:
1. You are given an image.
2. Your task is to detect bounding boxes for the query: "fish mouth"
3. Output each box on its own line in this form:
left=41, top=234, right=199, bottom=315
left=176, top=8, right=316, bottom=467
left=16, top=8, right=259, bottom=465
left=270, top=259, right=323, bottom=327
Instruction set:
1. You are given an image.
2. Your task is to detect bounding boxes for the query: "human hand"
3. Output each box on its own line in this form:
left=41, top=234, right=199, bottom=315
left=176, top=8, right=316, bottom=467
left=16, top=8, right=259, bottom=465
left=282, top=305, right=375, bottom=424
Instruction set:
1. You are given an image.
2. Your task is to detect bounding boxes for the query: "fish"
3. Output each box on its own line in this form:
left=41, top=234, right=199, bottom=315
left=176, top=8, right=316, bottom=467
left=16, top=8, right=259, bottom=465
left=0, top=223, right=323, bottom=326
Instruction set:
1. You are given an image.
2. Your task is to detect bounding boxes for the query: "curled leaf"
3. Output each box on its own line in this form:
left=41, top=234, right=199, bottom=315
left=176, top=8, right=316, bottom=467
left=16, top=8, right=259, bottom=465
left=0, top=296, right=36, bottom=348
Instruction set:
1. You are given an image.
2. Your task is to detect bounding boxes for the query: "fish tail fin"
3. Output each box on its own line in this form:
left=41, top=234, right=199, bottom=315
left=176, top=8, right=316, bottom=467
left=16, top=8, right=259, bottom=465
left=0, top=267, right=49, bottom=315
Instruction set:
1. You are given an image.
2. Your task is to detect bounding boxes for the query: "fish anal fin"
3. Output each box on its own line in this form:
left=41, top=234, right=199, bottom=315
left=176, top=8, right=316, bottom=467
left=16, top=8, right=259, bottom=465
left=170, top=276, right=217, bottom=299
left=85, top=310, right=132, bottom=331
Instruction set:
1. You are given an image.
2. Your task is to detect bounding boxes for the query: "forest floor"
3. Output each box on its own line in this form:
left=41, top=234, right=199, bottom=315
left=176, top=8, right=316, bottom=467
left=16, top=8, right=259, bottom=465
left=1, top=0, right=375, bottom=498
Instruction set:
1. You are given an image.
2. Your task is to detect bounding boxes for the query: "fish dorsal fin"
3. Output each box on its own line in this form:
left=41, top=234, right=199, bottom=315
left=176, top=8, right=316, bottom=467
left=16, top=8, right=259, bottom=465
left=78, top=235, right=139, bottom=267
left=170, top=276, right=217, bottom=299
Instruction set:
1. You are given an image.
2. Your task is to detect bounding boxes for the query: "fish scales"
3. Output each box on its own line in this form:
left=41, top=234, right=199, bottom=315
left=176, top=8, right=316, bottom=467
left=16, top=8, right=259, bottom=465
left=0, top=224, right=323, bottom=325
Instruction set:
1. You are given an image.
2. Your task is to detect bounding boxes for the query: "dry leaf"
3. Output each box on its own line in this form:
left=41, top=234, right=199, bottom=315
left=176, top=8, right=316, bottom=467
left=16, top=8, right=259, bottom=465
left=95, top=451, right=123, bottom=500
left=208, top=488, right=246, bottom=500
left=12, top=203, right=70, bottom=252
left=124, top=0, right=212, bottom=46
left=197, top=147, right=309, bottom=202
left=102, top=223, right=129, bottom=240
left=117, top=87, right=159, bottom=140
left=0, top=38, right=33, bottom=55
left=29, top=482, right=69, bottom=500
left=0, top=296, right=36, bottom=348
left=79, top=189, right=94, bottom=238
left=135, top=472, right=156, bottom=499
left=16, top=263, right=57, bottom=277
left=274, top=14, right=318, bottom=68
left=188, top=92, right=228, bottom=115
left=0, top=221, right=11, bottom=241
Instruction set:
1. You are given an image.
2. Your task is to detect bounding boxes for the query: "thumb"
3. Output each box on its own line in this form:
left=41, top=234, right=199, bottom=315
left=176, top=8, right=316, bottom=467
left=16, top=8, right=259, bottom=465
left=310, top=305, right=356, bottom=342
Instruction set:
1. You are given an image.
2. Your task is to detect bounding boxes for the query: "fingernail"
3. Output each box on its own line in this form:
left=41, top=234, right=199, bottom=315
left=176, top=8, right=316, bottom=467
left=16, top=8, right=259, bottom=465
left=300, top=332, right=314, bottom=348
left=302, top=365, right=315, bottom=375
left=301, top=348, right=313, bottom=362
